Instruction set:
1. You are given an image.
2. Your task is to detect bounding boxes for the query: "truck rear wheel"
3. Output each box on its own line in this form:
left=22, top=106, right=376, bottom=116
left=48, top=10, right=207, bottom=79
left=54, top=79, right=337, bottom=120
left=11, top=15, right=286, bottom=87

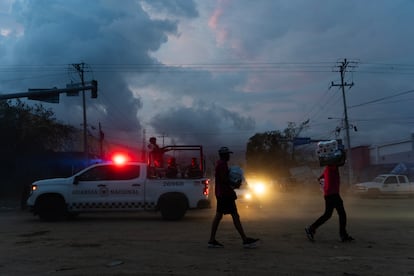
left=159, top=193, right=188, bottom=220
left=36, top=194, right=66, bottom=221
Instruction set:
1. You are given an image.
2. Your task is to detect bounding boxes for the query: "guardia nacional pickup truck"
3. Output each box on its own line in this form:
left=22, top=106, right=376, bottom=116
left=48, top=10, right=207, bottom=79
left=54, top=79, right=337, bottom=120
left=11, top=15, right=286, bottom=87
left=27, top=145, right=210, bottom=221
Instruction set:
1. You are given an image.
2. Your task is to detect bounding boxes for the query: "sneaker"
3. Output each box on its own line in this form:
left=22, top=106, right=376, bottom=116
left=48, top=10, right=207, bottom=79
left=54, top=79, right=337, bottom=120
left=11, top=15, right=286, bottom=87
left=341, top=235, right=355, bottom=242
left=208, top=240, right=224, bottom=248
left=305, top=227, right=315, bottom=242
left=243, top=237, right=260, bottom=248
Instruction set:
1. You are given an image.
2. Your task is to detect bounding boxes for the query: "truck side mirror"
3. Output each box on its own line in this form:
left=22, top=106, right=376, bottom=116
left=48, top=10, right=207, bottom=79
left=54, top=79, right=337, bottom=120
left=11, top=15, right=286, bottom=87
left=74, top=176, right=79, bottom=185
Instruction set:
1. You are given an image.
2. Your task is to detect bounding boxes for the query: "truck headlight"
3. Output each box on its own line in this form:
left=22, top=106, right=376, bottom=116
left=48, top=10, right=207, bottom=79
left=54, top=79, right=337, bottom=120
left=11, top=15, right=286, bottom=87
left=244, top=193, right=252, bottom=200
left=30, top=185, right=38, bottom=194
left=252, top=183, right=265, bottom=195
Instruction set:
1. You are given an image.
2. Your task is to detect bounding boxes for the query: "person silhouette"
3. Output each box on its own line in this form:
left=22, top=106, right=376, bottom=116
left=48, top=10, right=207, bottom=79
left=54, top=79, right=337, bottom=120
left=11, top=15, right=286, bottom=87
left=208, top=146, right=259, bottom=248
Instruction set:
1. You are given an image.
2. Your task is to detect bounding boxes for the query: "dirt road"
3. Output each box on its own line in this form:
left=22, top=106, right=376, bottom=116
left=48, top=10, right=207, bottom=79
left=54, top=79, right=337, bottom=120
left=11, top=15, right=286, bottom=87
left=1, top=193, right=413, bottom=275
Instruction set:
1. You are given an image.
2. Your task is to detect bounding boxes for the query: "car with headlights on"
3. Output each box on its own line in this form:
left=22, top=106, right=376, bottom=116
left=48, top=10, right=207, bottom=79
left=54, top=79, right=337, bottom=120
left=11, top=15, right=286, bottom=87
left=236, top=175, right=273, bottom=208
left=235, top=184, right=262, bottom=208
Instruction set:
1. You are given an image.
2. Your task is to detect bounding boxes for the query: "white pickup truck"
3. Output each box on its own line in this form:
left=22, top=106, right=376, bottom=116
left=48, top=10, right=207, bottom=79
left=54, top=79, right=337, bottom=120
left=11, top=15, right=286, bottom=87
left=352, top=174, right=414, bottom=197
left=27, top=145, right=211, bottom=221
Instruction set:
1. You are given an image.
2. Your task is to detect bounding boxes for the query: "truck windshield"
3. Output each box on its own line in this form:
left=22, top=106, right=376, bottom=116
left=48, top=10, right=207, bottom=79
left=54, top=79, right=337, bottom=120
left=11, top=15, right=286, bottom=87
left=373, top=176, right=385, bottom=183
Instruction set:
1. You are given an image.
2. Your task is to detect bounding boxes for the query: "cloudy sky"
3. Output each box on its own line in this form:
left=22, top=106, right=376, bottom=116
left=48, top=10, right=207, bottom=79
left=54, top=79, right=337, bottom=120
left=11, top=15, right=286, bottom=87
left=1, top=0, right=414, bottom=156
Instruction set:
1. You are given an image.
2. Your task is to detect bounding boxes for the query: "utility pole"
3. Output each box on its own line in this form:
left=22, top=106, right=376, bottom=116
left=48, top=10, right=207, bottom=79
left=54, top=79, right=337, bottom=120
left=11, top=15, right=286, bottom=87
left=142, top=129, right=147, bottom=162
left=72, top=62, right=88, bottom=164
left=99, top=122, right=104, bottom=159
left=158, top=133, right=168, bottom=147
left=331, top=58, right=357, bottom=187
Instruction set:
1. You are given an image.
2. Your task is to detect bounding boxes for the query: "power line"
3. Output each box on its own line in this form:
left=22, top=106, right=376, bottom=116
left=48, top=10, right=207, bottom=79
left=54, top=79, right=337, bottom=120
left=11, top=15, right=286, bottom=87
left=301, top=86, right=333, bottom=122
left=349, top=89, right=414, bottom=108
left=2, top=62, right=414, bottom=77
left=304, top=86, right=343, bottom=125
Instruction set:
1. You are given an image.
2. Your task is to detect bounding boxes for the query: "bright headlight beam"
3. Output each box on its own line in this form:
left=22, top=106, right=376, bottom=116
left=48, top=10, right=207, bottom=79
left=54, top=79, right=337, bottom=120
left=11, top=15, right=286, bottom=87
left=253, top=183, right=265, bottom=195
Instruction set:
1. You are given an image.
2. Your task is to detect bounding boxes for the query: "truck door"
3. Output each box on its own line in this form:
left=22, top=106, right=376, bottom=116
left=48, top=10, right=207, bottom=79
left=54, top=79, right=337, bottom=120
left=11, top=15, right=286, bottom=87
left=69, top=164, right=144, bottom=211
left=70, top=164, right=113, bottom=211
left=382, top=175, right=399, bottom=194
left=397, top=175, right=410, bottom=194
left=103, top=164, right=145, bottom=210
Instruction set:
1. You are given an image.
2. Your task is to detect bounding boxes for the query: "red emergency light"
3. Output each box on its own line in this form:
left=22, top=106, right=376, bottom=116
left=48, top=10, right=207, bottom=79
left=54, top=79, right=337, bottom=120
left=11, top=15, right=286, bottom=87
left=112, top=153, right=129, bottom=165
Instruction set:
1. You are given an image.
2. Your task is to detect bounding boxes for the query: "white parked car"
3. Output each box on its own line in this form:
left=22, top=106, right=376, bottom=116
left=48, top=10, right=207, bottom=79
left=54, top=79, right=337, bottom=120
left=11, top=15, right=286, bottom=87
left=352, top=174, right=414, bottom=198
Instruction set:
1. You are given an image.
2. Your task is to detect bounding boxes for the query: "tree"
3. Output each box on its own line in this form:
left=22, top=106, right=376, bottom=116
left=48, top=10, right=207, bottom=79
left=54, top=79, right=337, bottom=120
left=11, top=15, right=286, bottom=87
left=0, top=100, right=76, bottom=199
left=245, top=130, right=292, bottom=178
left=0, top=100, right=75, bottom=154
left=284, top=120, right=309, bottom=141
left=245, top=120, right=311, bottom=178
left=285, top=120, right=310, bottom=162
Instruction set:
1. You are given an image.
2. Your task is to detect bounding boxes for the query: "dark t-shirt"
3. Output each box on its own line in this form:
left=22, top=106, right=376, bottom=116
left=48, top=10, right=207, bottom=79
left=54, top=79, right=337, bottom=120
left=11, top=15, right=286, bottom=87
left=148, top=144, right=163, bottom=167
left=215, top=159, right=237, bottom=199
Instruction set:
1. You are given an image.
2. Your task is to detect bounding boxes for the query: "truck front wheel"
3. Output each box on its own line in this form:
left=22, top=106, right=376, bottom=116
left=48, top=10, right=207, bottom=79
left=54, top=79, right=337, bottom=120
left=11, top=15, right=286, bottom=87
left=35, top=194, right=66, bottom=221
left=159, top=193, right=188, bottom=220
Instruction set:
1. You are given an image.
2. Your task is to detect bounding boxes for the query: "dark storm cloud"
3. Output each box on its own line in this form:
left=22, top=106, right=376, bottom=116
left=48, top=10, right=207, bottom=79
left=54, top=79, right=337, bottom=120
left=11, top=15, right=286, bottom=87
left=142, top=0, right=198, bottom=18
left=212, top=0, right=414, bottom=62
left=9, top=0, right=178, bottom=64
left=1, top=0, right=255, bottom=152
left=149, top=103, right=255, bottom=148
left=131, top=66, right=246, bottom=100
left=2, top=0, right=182, bottom=139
